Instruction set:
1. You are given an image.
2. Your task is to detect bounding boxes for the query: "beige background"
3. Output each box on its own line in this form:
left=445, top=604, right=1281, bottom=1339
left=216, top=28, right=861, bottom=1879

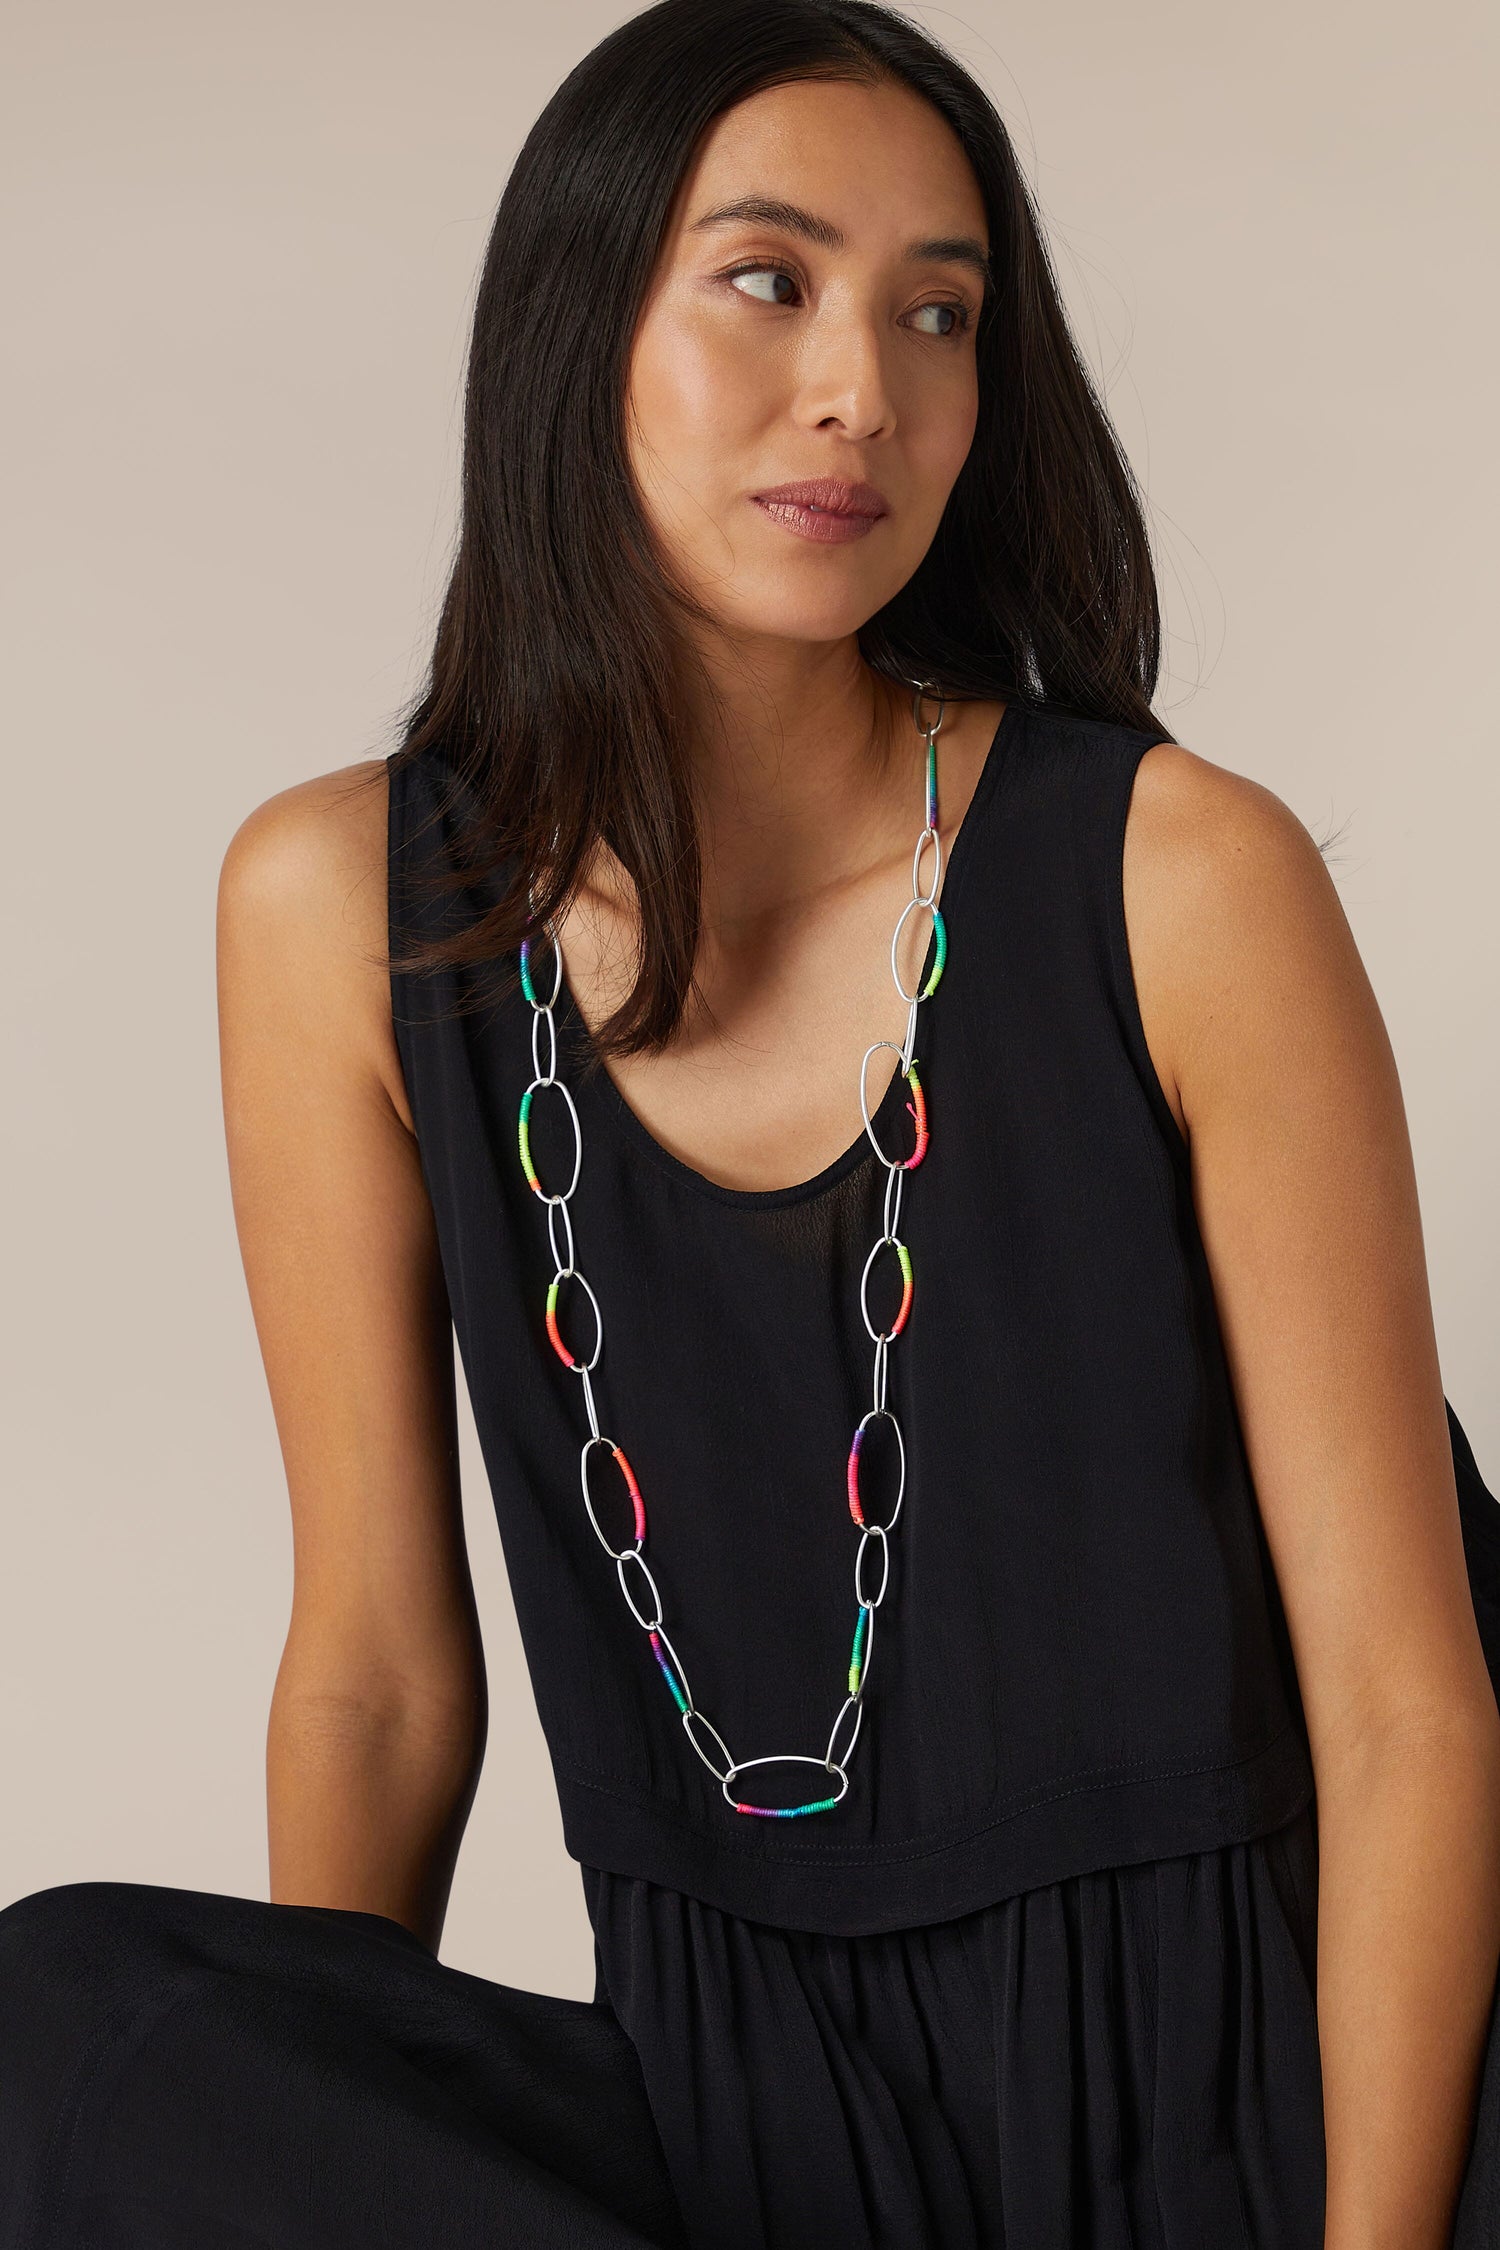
left=3, top=0, right=1495, bottom=1997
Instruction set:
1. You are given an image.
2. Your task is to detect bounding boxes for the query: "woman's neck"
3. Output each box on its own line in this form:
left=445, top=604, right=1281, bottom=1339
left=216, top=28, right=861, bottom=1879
left=589, top=657, right=923, bottom=940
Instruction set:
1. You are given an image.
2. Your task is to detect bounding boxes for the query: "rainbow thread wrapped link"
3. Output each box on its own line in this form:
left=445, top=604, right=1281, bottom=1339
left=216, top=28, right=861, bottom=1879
left=544, top=1274, right=575, bottom=1366
left=518, top=933, right=541, bottom=1008
left=649, top=1629, right=690, bottom=1714
left=846, top=1423, right=866, bottom=1524
left=734, top=1791, right=844, bottom=1819
left=848, top=1397, right=907, bottom=1523
left=900, top=1061, right=929, bottom=1168
left=921, top=907, right=947, bottom=998
left=849, top=1603, right=870, bottom=1695
left=517, top=1085, right=544, bottom=1197
left=890, top=1239, right=914, bottom=1333
left=611, top=1442, right=648, bottom=1543
left=926, top=731, right=938, bottom=832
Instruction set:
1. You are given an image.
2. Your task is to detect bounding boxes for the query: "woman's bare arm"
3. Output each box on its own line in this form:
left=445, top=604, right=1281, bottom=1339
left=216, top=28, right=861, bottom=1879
left=217, top=756, right=485, bottom=1954
left=1125, top=741, right=1500, bottom=2248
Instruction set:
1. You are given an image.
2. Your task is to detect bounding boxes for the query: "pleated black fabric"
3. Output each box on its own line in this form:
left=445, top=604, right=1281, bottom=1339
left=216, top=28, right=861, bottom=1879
left=6, top=1796, right=1500, bottom=2245
left=578, top=1797, right=1330, bottom=2247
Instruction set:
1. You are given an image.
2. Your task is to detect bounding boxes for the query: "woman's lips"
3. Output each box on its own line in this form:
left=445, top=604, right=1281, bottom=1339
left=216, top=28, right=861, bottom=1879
left=752, top=495, right=882, bottom=545
left=750, top=479, right=889, bottom=546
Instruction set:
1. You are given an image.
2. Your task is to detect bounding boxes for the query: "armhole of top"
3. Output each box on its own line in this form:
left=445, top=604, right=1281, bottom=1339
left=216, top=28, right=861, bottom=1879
left=384, top=749, right=418, bottom=1115
left=1108, top=738, right=1194, bottom=1175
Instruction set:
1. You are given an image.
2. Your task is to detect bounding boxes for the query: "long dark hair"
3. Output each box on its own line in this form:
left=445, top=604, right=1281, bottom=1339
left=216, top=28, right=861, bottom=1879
left=376, top=0, right=1168, bottom=1058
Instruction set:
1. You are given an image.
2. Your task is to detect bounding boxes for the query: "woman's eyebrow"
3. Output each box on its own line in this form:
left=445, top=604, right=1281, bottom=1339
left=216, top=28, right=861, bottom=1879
left=688, top=194, right=992, bottom=287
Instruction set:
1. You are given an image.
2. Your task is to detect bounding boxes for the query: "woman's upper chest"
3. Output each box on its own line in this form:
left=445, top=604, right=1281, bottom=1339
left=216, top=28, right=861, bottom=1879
left=545, top=713, right=1190, bottom=1196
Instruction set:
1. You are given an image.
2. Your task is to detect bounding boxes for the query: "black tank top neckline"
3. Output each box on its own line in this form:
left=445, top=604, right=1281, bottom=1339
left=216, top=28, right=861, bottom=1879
left=550, top=697, right=1021, bottom=1213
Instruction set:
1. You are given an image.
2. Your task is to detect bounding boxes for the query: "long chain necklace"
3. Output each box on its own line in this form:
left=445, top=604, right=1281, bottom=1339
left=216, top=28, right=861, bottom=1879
left=514, top=677, right=949, bottom=1819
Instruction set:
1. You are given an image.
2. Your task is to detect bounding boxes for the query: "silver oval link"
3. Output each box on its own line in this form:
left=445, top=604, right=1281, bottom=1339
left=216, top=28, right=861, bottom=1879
left=849, top=1407, right=905, bottom=1534
left=550, top=1265, right=603, bottom=1373
left=908, top=679, right=946, bottom=737
left=859, top=1232, right=911, bottom=1345
left=899, top=994, right=920, bottom=1072
left=860, top=1041, right=916, bottom=1169
left=579, top=1434, right=641, bottom=1560
left=855, top=1523, right=891, bottom=1607
left=890, top=895, right=940, bottom=1006
left=882, top=1155, right=906, bottom=1243
left=531, top=1002, right=558, bottom=1085
left=546, top=1193, right=575, bottom=1278
left=826, top=1694, right=864, bottom=1771
left=577, top=1359, right=602, bottom=1441
left=522, top=1075, right=583, bottom=1202
left=870, top=1330, right=890, bottom=1413
left=722, top=1754, right=850, bottom=1815
left=616, top=1548, right=663, bottom=1631
left=911, top=824, right=943, bottom=907
left=682, top=1705, right=735, bottom=1782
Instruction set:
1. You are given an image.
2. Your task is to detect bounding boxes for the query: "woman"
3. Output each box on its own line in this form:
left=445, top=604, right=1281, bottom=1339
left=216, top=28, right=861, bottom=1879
left=4, top=1, right=1500, bottom=2243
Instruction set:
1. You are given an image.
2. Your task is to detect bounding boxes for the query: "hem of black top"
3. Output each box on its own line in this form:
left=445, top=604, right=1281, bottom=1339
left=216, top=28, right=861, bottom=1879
left=551, top=1717, right=1317, bottom=1936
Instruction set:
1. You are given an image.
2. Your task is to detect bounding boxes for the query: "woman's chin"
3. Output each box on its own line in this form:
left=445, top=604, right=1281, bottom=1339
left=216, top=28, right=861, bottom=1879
left=702, top=579, right=904, bottom=648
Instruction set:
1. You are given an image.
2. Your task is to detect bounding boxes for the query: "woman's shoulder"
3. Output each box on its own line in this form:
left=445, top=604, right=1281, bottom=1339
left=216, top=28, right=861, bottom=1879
left=216, top=757, right=409, bottom=1131
left=219, top=756, right=390, bottom=904
left=1119, top=732, right=1365, bottom=1158
left=1122, top=735, right=1340, bottom=993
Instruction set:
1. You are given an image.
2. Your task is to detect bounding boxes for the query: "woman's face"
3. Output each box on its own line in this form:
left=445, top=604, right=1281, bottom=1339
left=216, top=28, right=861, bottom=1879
left=625, top=75, right=990, bottom=651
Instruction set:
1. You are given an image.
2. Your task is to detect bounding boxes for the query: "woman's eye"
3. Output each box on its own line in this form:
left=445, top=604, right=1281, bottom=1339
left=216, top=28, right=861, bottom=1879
left=724, top=266, right=971, bottom=337
left=727, top=265, right=798, bottom=305
left=910, top=301, right=970, bottom=339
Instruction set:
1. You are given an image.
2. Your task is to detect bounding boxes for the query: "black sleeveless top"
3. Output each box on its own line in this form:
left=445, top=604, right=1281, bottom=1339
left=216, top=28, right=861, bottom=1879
left=387, top=697, right=1322, bottom=1935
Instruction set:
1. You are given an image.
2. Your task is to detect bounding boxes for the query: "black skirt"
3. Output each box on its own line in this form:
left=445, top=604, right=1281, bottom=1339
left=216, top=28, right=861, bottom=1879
left=6, top=1792, right=1496, bottom=2247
